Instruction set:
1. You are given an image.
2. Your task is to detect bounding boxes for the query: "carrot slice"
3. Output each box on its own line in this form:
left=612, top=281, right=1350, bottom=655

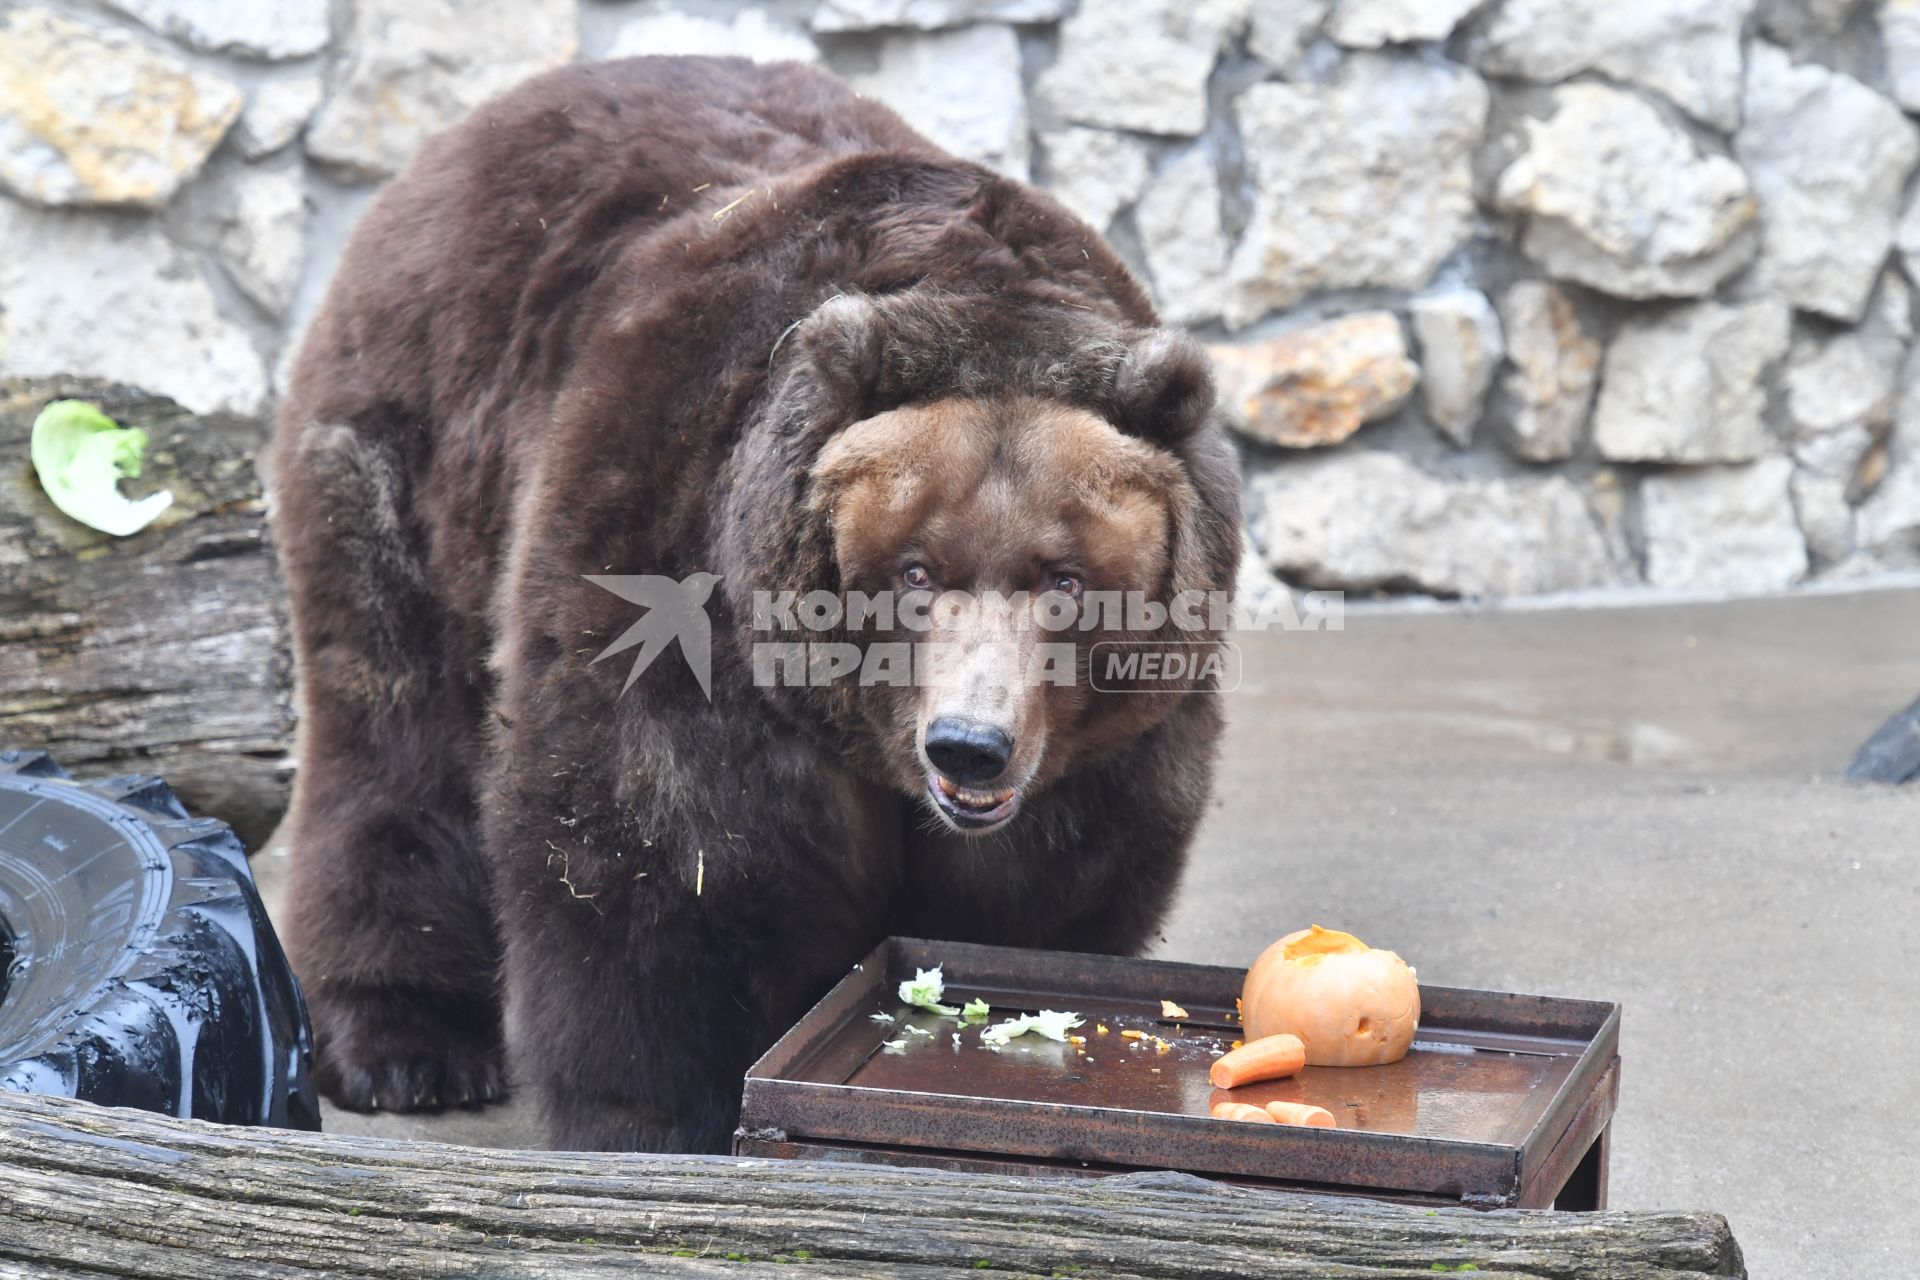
left=1210, top=1100, right=1277, bottom=1124
left=1208, top=1033, right=1306, bottom=1089
left=1263, top=1100, right=1336, bottom=1128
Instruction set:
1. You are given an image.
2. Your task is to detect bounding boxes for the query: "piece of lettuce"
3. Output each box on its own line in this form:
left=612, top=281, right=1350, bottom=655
left=961, top=997, right=991, bottom=1022
left=898, top=966, right=960, bottom=1016
left=979, top=1010, right=1084, bottom=1046
left=29, top=400, right=172, bottom=536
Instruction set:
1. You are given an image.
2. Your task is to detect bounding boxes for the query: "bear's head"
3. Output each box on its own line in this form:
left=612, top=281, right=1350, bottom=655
left=727, top=290, right=1242, bottom=835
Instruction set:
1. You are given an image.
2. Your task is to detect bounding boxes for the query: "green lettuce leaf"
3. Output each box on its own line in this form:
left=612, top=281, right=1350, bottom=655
left=29, top=400, right=172, bottom=536
left=961, top=998, right=991, bottom=1022
left=979, top=1010, right=1083, bottom=1046
left=898, top=966, right=960, bottom=1016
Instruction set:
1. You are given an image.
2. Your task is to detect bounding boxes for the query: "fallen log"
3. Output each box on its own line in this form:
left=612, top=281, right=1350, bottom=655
left=0, top=377, right=293, bottom=847
left=0, top=1089, right=1744, bottom=1279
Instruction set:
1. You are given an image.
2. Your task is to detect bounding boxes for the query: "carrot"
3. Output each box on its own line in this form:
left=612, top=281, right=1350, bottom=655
left=1209, top=1033, right=1306, bottom=1089
left=1263, top=1100, right=1336, bottom=1128
left=1210, top=1100, right=1277, bottom=1124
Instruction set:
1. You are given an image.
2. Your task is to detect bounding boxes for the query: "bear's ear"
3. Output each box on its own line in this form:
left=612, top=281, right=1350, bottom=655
left=786, top=292, right=888, bottom=424
left=1107, top=330, right=1217, bottom=444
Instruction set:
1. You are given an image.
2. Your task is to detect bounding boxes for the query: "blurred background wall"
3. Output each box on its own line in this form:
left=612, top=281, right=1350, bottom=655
left=4, top=0, right=1920, bottom=600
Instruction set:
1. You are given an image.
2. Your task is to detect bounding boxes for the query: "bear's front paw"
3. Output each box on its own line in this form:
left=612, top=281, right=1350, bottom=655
left=308, top=983, right=506, bottom=1112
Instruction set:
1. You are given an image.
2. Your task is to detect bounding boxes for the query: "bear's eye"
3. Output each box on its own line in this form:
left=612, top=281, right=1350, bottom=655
left=1051, top=572, right=1084, bottom=599
left=902, top=563, right=934, bottom=591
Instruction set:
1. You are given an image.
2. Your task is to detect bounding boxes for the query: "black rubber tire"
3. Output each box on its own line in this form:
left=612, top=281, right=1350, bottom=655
left=1845, top=694, right=1920, bottom=784
left=0, top=750, right=319, bottom=1129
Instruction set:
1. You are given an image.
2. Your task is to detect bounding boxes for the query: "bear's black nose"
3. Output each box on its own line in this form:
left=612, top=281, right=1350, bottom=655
left=925, top=717, right=1014, bottom=785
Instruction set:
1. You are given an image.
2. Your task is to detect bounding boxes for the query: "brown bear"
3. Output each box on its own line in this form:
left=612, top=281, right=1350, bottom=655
left=269, top=55, right=1241, bottom=1152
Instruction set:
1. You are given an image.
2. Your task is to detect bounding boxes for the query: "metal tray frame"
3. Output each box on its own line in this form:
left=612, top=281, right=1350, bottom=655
left=735, top=938, right=1620, bottom=1209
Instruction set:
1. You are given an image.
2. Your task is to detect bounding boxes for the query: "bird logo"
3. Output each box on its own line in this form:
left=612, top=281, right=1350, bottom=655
left=583, top=573, right=721, bottom=700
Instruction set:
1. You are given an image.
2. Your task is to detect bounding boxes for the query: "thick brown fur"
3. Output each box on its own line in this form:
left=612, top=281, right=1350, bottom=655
left=270, top=57, right=1242, bottom=1152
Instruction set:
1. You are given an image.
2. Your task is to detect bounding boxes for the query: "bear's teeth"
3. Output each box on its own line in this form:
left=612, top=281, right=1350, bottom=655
left=932, top=772, right=1015, bottom=810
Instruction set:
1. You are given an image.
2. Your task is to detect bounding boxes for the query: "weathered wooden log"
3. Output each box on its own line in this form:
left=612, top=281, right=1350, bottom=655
left=0, top=1089, right=1743, bottom=1279
left=0, top=377, right=293, bottom=847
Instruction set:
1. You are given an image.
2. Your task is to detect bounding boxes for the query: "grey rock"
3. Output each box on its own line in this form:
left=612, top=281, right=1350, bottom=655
left=1494, top=83, right=1756, bottom=300
left=1587, top=468, right=1637, bottom=578
left=1640, top=457, right=1809, bottom=593
left=1495, top=281, right=1599, bottom=463
left=1811, top=549, right=1896, bottom=578
left=0, top=7, right=242, bottom=208
left=0, top=198, right=267, bottom=416
left=1855, top=348, right=1920, bottom=564
left=1328, top=0, right=1482, bottom=47
left=1795, top=424, right=1876, bottom=488
left=1874, top=265, right=1913, bottom=338
left=1038, top=127, right=1152, bottom=232
left=233, top=77, right=324, bottom=160
left=1471, top=0, right=1751, bottom=131
left=846, top=24, right=1029, bottom=179
left=178, top=162, right=307, bottom=317
left=1227, top=55, right=1487, bottom=326
left=1882, top=0, right=1920, bottom=111
left=607, top=9, right=819, bottom=62
left=1858, top=459, right=1920, bottom=565
left=1209, top=311, right=1419, bottom=448
left=1235, top=531, right=1292, bottom=603
left=1593, top=299, right=1791, bottom=464
left=1897, top=183, right=1920, bottom=288
left=810, top=0, right=1071, bottom=32
left=1245, top=450, right=1617, bottom=597
left=1792, top=468, right=1857, bottom=567
left=305, top=0, right=577, bottom=179
left=101, top=0, right=329, bottom=61
left=1735, top=42, right=1919, bottom=323
left=1409, top=290, right=1503, bottom=448
left=1757, top=0, right=1859, bottom=50
left=1248, top=0, right=1329, bottom=66
left=1785, top=273, right=1909, bottom=509
left=219, top=170, right=306, bottom=318
left=1136, top=146, right=1230, bottom=325
left=1784, top=331, right=1902, bottom=441
left=1035, top=0, right=1249, bottom=137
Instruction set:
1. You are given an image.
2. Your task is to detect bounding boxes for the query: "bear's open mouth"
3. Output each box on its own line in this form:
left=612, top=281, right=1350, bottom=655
left=926, top=770, right=1020, bottom=830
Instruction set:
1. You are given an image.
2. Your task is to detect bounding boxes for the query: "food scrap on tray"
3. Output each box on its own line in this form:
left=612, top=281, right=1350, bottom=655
left=1211, top=1101, right=1275, bottom=1124
left=879, top=961, right=1082, bottom=1050
left=898, top=965, right=962, bottom=1016
left=1209, top=1033, right=1306, bottom=1089
left=1242, top=925, right=1421, bottom=1067
left=1263, top=1100, right=1336, bottom=1128
left=980, top=1010, right=1084, bottom=1046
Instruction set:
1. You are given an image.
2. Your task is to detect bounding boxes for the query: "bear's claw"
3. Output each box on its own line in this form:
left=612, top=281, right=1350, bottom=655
left=308, top=985, right=507, bottom=1113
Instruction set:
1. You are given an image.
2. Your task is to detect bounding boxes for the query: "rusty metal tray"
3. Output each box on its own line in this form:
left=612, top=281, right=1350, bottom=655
left=734, top=938, right=1620, bottom=1209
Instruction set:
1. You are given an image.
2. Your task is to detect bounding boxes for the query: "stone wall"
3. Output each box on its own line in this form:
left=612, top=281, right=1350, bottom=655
left=4, top=0, right=1920, bottom=598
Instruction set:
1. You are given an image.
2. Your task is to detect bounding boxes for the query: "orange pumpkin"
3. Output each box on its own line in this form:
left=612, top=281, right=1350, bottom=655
left=1240, top=925, right=1420, bottom=1067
